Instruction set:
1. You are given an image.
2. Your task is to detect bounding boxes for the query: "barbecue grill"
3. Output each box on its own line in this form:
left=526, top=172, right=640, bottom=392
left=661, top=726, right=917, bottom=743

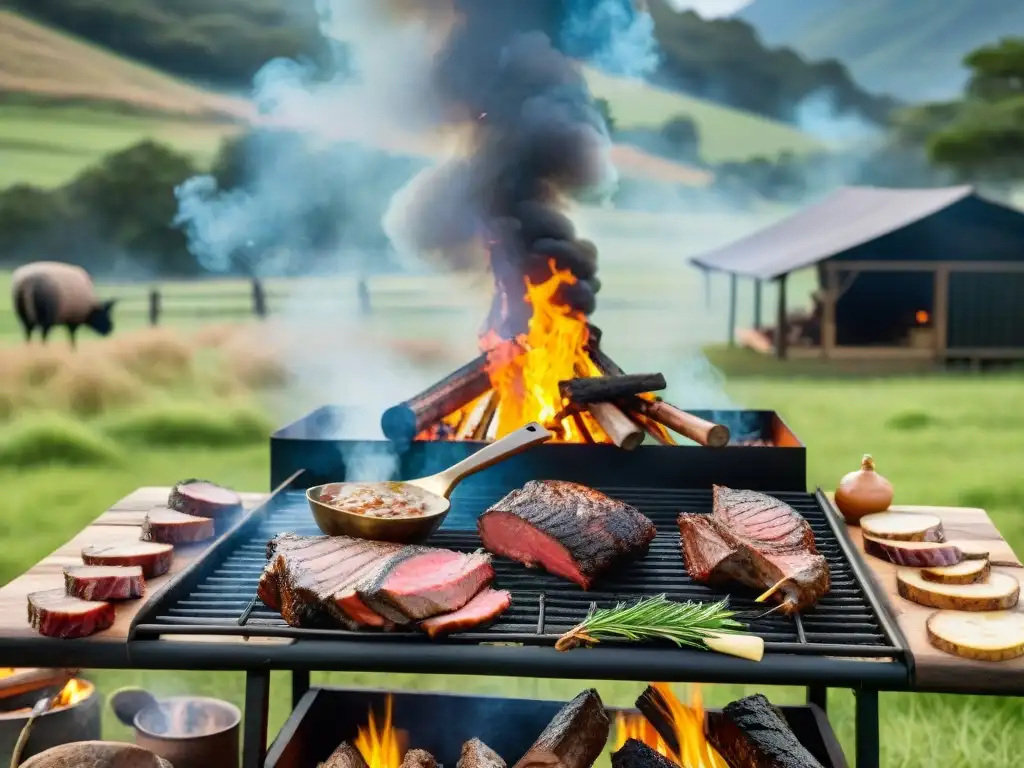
left=116, top=410, right=908, bottom=768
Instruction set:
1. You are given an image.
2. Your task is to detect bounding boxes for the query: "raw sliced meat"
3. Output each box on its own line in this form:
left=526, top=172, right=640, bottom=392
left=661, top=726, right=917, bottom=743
left=513, top=689, right=609, bottom=768
left=28, top=589, right=115, bottom=639
left=64, top=565, right=145, bottom=601
left=142, top=508, right=215, bottom=545
left=705, top=694, right=823, bottom=768
left=81, top=542, right=174, bottom=579
left=678, top=486, right=830, bottom=613
left=458, top=739, right=506, bottom=768
left=420, top=589, right=512, bottom=638
left=359, top=548, right=494, bottom=621
left=320, top=742, right=368, bottom=768
left=478, top=480, right=656, bottom=589
left=168, top=479, right=243, bottom=520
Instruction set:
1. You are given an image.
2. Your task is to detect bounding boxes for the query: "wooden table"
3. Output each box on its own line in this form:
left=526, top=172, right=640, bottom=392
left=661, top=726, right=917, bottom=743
left=836, top=499, right=1024, bottom=694
left=0, top=487, right=268, bottom=661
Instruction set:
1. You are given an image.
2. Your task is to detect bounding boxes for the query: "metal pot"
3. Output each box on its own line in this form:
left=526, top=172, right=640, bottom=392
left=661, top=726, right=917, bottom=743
left=0, top=679, right=101, bottom=766
left=112, top=691, right=239, bottom=768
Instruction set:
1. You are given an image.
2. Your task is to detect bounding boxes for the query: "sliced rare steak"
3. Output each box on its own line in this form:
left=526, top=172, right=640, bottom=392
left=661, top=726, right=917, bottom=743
left=705, top=694, right=824, bottom=768
left=513, top=689, right=610, bottom=768
left=678, top=486, right=830, bottom=613
left=28, top=589, right=116, bottom=639
left=64, top=565, right=145, bottom=601
left=457, top=739, right=506, bottom=768
left=478, top=481, right=656, bottom=589
left=81, top=542, right=174, bottom=579
left=142, top=508, right=215, bottom=545
left=420, top=589, right=512, bottom=638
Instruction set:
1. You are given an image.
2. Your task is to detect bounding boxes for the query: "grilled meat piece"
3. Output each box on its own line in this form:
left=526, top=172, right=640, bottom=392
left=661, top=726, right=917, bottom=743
left=259, top=534, right=494, bottom=629
left=512, top=689, right=610, bottom=768
left=81, top=542, right=174, bottom=579
left=319, top=742, right=368, bottom=768
left=28, top=589, right=115, bottom=638
left=401, top=751, right=438, bottom=768
left=142, top=508, right=215, bottom=545
left=705, top=694, right=824, bottom=768
left=420, top=589, right=512, bottom=638
left=678, top=486, right=830, bottom=613
left=64, top=565, right=145, bottom=601
left=611, top=740, right=678, bottom=768
left=478, top=481, right=656, bottom=589
left=458, top=739, right=506, bottom=768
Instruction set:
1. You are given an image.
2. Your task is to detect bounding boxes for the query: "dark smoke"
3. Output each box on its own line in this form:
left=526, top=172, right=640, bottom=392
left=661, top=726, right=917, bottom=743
left=396, top=0, right=617, bottom=339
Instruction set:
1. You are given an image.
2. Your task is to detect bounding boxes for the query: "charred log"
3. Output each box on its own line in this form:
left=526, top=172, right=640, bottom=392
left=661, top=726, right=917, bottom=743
left=705, top=694, right=824, bottom=768
left=635, top=685, right=681, bottom=757
left=559, top=373, right=666, bottom=404
left=611, top=740, right=678, bottom=768
left=512, top=689, right=610, bottom=768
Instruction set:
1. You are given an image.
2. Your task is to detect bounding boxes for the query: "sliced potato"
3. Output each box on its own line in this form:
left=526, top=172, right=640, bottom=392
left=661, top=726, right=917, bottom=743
left=860, top=511, right=944, bottom=542
left=954, top=542, right=991, bottom=561
left=897, top=570, right=1019, bottom=611
left=926, top=610, right=1024, bottom=662
left=921, top=559, right=991, bottom=585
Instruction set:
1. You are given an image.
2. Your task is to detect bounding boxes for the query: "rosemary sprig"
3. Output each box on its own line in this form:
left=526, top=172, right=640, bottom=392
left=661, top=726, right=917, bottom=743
left=555, top=594, right=745, bottom=651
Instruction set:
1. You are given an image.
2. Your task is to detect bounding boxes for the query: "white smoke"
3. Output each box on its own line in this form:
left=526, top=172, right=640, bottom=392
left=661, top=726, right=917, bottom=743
left=562, top=1, right=661, bottom=79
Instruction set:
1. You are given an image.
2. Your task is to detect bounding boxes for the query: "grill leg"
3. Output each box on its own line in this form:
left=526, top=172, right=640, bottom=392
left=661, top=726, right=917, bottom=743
left=242, top=669, right=271, bottom=768
left=855, top=688, right=880, bottom=768
left=292, top=670, right=310, bottom=708
left=806, top=685, right=827, bottom=713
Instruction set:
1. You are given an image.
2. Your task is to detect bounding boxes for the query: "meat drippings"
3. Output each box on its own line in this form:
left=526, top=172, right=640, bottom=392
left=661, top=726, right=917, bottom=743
left=319, top=483, right=431, bottom=519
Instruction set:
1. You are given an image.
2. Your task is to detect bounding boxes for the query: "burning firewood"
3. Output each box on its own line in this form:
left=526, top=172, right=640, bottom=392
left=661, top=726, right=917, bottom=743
left=558, top=373, right=667, bottom=405
left=458, top=739, right=506, bottom=768
left=401, top=749, right=438, bottom=768
left=512, top=689, right=610, bottom=768
left=319, top=742, right=368, bottom=768
left=705, top=694, right=824, bottom=768
left=621, top=398, right=730, bottom=449
left=571, top=364, right=644, bottom=451
left=611, top=739, right=678, bottom=768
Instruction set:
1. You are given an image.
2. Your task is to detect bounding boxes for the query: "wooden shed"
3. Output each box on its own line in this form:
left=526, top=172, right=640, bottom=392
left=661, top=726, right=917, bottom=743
left=689, top=185, right=1024, bottom=363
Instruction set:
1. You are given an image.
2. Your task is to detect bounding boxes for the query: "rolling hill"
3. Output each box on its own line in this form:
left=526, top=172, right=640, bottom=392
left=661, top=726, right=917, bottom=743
left=737, top=0, right=1024, bottom=101
left=0, top=10, right=819, bottom=190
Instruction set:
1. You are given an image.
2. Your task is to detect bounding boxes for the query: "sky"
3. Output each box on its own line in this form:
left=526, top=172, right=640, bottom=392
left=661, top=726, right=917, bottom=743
left=666, top=0, right=752, bottom=17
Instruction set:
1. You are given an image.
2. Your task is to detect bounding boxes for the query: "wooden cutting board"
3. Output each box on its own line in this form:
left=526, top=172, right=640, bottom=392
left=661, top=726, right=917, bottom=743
left=0, top=487, right=267, bottom=646
left=835, top=500, right=1024, bottom=694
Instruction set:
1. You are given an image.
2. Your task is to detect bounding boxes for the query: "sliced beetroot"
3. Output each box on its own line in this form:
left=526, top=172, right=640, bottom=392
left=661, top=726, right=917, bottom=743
left=420, top=589, right=512, bottom=638
left=360, top=549, right=494, bottom=621
left=64, top=565, right=145, bottom=601
left=168, top=479, right=243, bottom=520
left=28, top=589, right=115, bottom=639
left=82, top=542, right=174, bottom=579
left=863, top=537, right=962, bottom=568
left=142, top=508, right=215, bottom=545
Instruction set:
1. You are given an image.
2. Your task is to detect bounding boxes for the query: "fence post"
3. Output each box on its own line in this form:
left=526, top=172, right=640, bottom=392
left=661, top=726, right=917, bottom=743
left=357, top=276, right=371, bottom=316
left=252, top=278, right=267, bottom=318
left=148, top=288, right=161, bottom=326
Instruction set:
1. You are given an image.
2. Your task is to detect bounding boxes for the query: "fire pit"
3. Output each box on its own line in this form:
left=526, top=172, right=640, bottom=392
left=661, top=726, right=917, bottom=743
left=0, top=676, right=100, bottom=765
left=266, top=686, right=847, bottom=768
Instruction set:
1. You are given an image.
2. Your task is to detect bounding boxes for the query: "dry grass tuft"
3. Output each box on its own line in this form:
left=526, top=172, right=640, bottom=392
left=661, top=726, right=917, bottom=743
left=102, top=327, right=194, bottom=385
left=45, top=357, right=146, bottom=417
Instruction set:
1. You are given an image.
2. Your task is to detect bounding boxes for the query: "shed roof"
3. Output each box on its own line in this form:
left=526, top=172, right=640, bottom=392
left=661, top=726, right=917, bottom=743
left=689, top=185, right=977, bottom=280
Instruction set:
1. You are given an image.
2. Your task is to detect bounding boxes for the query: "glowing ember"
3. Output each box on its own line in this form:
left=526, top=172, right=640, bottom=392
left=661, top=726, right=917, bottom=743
left=915, top=310, right=930, bottom=324
left=0, top=668, right=13, bottom=678
left=616, top=684, right=728, bottom=768
left=354, top=696, right=407, bottom=768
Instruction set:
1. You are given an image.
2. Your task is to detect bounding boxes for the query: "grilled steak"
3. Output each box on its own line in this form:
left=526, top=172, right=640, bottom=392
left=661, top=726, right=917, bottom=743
left=420, top=589, right=512, bottom=638
left=81, top=542, right=174, bottom=579
left=319, top=742, right=368, bottom=768
left=478, top=481, right=656, bottom=589
left=28, top=589, right=115, bottom=638
left=142, top=508, right=215, bottom=545
left=705, top=694, right=824, bottom=768
left=168, top=479, right=243, bottom=520
left=64, top=565, right=145, bottom=601
left=458, top=739, right=506, bottom=768
left=611, top=740, right=678, bottom=768
left=678, top=486, right=830, bottom=613
left=513, top=689, right=610, bottom=768
left=259, top=534, right=494, bottom=629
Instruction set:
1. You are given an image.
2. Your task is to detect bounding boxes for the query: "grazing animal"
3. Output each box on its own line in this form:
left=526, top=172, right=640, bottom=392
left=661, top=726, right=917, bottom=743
left=11, top=261, right=117, bottom=346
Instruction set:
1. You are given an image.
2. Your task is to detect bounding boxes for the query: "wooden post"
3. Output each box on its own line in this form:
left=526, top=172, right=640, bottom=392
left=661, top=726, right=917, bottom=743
left=148, top=288, right=161, bottom=326
left=822, top=263, right=837, bottom=359
left=776, top=272, right=789, bottom=360
left=357, top=276, right=371, bottom=316
left=933, top=265, right=950, bottom=361
left=753, top=279, right=762, bottom=330
left=727, top=273, right=738, bottom=347
left=252, top=278, right=267, bottom=319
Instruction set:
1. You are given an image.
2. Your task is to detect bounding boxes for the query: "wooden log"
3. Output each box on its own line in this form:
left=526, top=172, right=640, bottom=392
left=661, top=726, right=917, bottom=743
left=572, top=364, right=643, bottom=450
left=0, top=668, right=78, bottom=701
left=611, top=740, right=678, bottom=768
left=558, top=373, right=666, bottom=405
left=634, top=686, right=680, bottom=757
left=624, top=397, right=730, bottom=448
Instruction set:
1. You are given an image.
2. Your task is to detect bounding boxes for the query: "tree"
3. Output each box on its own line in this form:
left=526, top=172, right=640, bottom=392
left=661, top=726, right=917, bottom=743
left=924, top=38, right=1024, bottom=179
left=660, top=114, right=701, bottom=161
left=593, top=97, right=616, bottom=135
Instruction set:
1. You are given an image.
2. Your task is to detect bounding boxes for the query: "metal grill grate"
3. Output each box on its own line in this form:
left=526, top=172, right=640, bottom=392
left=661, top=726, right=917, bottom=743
left=132, top=487, right=902, bottom=658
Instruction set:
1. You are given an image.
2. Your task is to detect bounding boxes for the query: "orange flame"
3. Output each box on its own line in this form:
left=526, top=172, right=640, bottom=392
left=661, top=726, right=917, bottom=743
left=615, top=685, right=729, bottom=768
left=55, top=678, right=92, bottom=708
left=915, top=310, right=929, bottom=324
left=354, top=696, right=407, bottom=768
